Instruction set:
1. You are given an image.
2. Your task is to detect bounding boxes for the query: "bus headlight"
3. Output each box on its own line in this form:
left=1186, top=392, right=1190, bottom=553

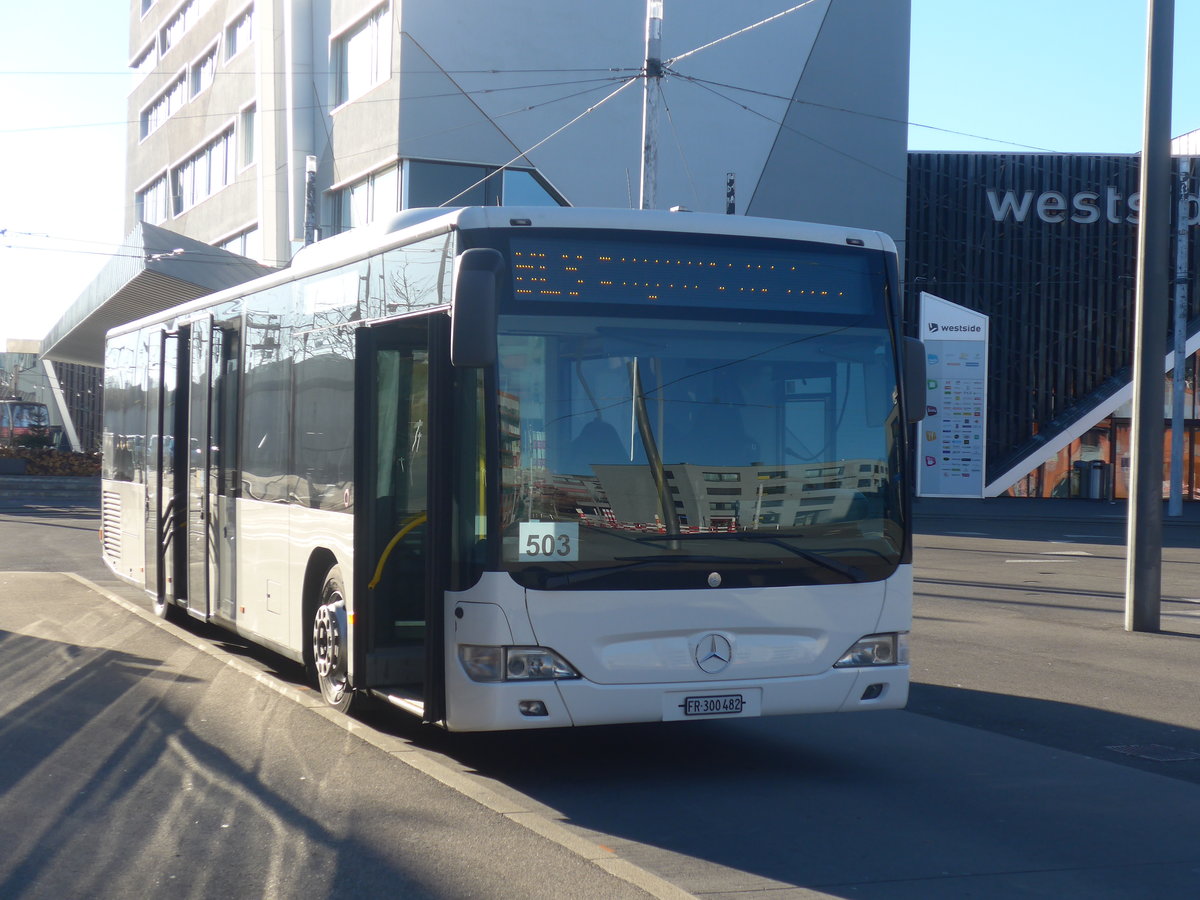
left=833, top=633, right=909, bottom=668
left=459, top=645, right=581, bottom=682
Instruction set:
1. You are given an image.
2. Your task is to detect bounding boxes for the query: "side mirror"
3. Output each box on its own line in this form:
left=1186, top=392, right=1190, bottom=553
left=902, top=337, right=927, bottom=423
left=451, top=248, right=504, bottom=368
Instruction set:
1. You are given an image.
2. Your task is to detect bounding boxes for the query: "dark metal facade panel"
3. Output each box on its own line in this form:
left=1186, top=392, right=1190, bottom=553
left=905, top=152, right=1199, bottom=481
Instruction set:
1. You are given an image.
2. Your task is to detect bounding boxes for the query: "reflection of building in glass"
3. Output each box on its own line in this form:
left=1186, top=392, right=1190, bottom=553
left=548, top=460, right=888, bottom=531
left=498, top=391, right=526, bottom=524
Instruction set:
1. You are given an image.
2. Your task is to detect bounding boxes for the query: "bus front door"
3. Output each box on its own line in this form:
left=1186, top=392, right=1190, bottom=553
left=354, top=317, right=446, bottom=721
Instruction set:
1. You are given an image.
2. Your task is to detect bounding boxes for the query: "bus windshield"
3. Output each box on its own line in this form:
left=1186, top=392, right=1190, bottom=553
left=493, top=233, right=904, bottom=591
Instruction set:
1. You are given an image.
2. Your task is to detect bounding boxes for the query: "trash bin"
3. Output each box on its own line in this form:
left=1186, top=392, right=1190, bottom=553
left=1073, top=460, right=1110, bottom=500
left=1072, top=460, right=1090, bottom=498
left=1088, top=460, right=1110, bottom=501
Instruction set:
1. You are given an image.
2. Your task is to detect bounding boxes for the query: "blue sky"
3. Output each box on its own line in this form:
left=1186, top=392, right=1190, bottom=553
left=2, top=0, right=1197, bottom=346
left=1, top=0, right=128, bottom=348
left=909, top=0, right=1200, bottom=154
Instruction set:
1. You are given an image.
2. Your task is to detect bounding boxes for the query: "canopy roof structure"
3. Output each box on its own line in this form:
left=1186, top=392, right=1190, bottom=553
left=40, top=222, right=275, bottom=367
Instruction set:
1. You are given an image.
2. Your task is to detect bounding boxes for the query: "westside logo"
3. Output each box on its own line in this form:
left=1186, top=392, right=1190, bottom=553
left=927, top=321, right=981, bottom=334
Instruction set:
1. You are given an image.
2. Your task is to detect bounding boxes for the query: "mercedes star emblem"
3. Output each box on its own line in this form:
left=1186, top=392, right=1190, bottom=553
left=695, top=633, right=733, bottom=674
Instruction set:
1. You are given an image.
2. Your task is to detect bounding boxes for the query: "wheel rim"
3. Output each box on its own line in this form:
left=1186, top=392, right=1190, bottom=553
left=313, top=596, right=347, bottom=694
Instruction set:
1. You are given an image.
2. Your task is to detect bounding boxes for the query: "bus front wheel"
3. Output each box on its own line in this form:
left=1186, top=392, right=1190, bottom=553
left=153, top=593, right=181, bottom=623
left=312, top=566, right=356, bottom=713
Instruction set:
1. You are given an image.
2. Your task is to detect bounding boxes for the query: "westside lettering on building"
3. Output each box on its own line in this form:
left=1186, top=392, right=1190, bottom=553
left=987, top=187, right=1200, bottom=226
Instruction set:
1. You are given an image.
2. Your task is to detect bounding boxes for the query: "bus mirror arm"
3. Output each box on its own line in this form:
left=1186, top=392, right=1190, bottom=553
left=451, top=248, right=505, bottom=367
left=902, top=337, right=927, bottom=423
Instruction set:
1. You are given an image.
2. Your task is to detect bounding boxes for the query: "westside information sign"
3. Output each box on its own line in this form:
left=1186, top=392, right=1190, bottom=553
left=918, top=292, right=989, bottom=498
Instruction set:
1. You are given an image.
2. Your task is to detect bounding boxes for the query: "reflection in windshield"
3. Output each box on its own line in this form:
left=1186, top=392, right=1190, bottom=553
left=8, top=403, right=49, bottom=428
left=496, top=314, right=903, bottom=588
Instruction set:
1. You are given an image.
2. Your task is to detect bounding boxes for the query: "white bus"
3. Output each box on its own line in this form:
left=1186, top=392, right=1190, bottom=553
left=101, top=206, right=924, bottom=731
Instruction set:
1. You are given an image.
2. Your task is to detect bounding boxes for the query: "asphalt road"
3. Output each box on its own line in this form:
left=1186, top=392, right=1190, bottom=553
left=910, top=498, right=1200, bottom=787
left=2, top=495, right=1200, bottom=899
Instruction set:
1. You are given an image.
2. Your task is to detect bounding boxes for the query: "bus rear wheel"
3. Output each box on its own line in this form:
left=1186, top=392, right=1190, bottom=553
left=312, top=566, right=356, bottom=713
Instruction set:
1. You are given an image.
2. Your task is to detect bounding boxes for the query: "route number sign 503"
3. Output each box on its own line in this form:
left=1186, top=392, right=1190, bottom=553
left=518, top=522, right=580, bottom=561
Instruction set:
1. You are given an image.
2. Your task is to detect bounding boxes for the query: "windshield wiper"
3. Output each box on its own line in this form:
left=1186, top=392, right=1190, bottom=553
left=537, top=555, right=779, bottom=590
left=633, top=532, right=869, bottom=582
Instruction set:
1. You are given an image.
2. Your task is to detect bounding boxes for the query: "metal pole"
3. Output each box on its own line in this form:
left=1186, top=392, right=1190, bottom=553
left=303, top=155, right=318, bottom=246
left=1126, top=0, right=1174, bottom=633
left=638, top=0, right=663, bottom=210
left=1169, top=156, right=1190, bottom=517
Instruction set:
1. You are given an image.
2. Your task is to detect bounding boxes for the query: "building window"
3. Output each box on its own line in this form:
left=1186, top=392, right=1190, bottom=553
left=239, top=103, right=256, bottom=167
left=171, top=127, right=236, bottom=215
left=159, top=0, right=216, bottom=56
left=334, top=3, right=391, bottom=106
left=131, top=42, right=157, bottom=86
left=137, top=175, right=170, bottom=225
left=500, top=169, right=563, bottom=207
left=225, top=4, right=254, bottom=62
left=218, top=226, right=261, bottom=261
left=190, top=43, right=217, bottom=98
left=335, top=163, right=399, bottom=233
left=159, top=0, right=193, bottom=56
left=142, top=0, right=157, bottom=16
left=140, top=73, right=186, bottom=140
left=406, top=160, right=566, bottom=208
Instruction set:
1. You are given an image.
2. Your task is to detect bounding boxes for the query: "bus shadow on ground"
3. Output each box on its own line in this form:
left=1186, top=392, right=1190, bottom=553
left=907, top=681, right=1200, bottom=780
left=397, top=689, right=1200, bottom=898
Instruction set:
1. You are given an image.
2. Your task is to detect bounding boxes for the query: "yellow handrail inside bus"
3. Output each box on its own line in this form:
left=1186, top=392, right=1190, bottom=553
left=367, top=512, right=428, bottom=590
